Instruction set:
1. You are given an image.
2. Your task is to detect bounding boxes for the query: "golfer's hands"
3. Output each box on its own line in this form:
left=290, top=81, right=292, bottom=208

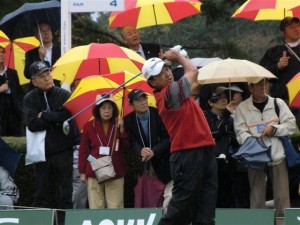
left=277, top=51, right=290, bottom=70
left=38, top=46, right=47, bottom=60
left=260, top=126, right=276, bottom=137
left=141, top=147, right=154, bottom=162
left=163, top=49, right=181, bottom=63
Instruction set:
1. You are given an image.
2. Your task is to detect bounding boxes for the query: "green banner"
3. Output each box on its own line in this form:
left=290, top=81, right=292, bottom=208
left=65, top=208, right=162, bottom=225
left=0, top=209, right=54, bottom=225
left=215, top=208, right=275, bottom=225
left=285, top=208, right=300, bottom=225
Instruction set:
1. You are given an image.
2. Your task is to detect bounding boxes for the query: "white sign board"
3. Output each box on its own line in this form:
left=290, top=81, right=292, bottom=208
left=69, top=0, right=124, bottom=13
left=61, top=0, right=124, bottom=54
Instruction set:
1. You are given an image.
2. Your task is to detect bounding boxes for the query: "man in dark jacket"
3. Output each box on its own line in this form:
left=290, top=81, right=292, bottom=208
left=124, top=89, right=172, bottom=213
left=260, top=17, right=300, bottom=101
left=121, top=25, right=163, bottom=59
left=24, top=22, right=61, bottom=91
left=0, top=46, right=24, bottom=136
left=23, top=61, right=73, bottom=209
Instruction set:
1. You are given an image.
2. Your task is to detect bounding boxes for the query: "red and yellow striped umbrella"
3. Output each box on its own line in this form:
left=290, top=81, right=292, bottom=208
left=101, top=71, right=156, bottom=117
left=286, top=72, right=300, bottom=108
left=232, top=0, right=300, bottom=20
left=52, top=43, right=145, bottom=85
left=109, top=0, right=201, bottom=29
left=0, top=30, right=39, bottom=85
left=289, top=5, right=300, bottom=17
left=64, top=71, right=155, bottom=131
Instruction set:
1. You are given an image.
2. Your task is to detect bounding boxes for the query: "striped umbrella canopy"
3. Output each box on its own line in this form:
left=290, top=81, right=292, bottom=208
left=109, top=0, right=201, bottom=29
left=64, top=71, right=155, bottom=131
left=0, top=30, right=39, bottom=85
left=289, top=5, right=300, bottom=17
left=286, top=72, right=300, bottom=108
left=232, top=0, right=300, bottom=20
left=51, top=43, right=145, bottom=85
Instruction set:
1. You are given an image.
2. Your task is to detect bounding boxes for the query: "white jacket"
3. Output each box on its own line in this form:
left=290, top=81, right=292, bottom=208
left=234, top=96, right=297, bottom=165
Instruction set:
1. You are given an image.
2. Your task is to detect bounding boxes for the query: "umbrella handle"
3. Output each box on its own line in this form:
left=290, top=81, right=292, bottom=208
left=63, top=72, right=143, bottom=135
left=36, top=19, right=44, bottom=47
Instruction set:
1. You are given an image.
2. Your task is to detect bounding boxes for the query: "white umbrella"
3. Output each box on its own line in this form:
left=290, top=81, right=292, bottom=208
left=197, top=58, right=277, bottom=85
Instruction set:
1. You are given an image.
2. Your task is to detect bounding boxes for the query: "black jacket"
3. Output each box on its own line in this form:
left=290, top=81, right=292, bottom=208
left=23, top=86, right=73, bottom=158
left=124, top=107, right=171, bottom=184
left=260, top=44, right=300, bottom=100
left=141, top=43, right=161, bottom=59
left=204, top=108, right=238, bottom=157
left=0, top=68, right=24, bottom=120
left=24, top=44, right=61, bottom=79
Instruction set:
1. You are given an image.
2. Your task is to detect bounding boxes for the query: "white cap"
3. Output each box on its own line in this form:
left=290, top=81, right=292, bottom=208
left=142, top=57, right=165, bottom=80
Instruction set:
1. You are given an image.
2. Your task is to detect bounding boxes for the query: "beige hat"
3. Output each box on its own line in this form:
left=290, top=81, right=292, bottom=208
left=247, top=77, right=265, bottom=85
left=95, top=94, right=115, bottom=105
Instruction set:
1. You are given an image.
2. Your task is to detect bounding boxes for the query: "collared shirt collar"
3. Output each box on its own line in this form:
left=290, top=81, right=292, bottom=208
left=0, top=66, right=7, bottom=76
left=287, top=39, right=300, bottom=47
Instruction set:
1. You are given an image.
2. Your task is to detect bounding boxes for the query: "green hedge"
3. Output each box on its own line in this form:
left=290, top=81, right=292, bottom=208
left=2, top=137, right=138, bottom=209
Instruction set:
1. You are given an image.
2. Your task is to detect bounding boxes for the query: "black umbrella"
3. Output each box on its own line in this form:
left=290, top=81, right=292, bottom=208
left=0, top=137, right=21, bottom=177
left=0, top=0, right=60, bottom=40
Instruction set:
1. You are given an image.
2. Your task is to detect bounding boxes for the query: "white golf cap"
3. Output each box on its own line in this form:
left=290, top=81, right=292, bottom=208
left=142, top=57, right=166, bottom=80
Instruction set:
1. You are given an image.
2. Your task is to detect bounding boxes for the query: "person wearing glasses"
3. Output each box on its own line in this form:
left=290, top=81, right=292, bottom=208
left=24, top=22, right=61, bottom=91
left=234, top=77, right=297, bottom=217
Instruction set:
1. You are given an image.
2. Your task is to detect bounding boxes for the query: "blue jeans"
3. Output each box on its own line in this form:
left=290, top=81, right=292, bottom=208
left=158, top=147, right=218, bottom=225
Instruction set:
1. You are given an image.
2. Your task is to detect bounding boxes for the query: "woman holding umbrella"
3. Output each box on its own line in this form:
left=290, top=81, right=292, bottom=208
left=78, top=94, right=128, bottom=209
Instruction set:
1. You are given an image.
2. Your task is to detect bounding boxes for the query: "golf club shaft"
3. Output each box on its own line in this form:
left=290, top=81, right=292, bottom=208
left=66, top=72, right=143, bottom=122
